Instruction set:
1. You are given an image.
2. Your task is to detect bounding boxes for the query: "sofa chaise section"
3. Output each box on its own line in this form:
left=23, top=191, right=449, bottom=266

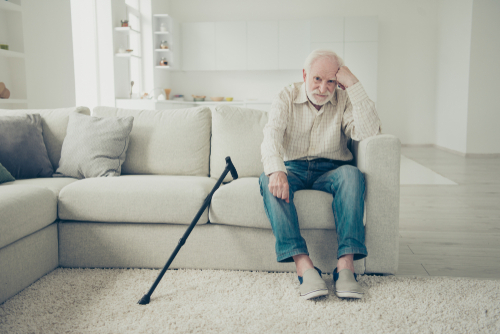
left=0, top=186, right=58, bottom=304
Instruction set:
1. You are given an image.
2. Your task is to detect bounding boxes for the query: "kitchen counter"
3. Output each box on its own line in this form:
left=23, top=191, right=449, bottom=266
left=115, top=99, right=272, bottom=111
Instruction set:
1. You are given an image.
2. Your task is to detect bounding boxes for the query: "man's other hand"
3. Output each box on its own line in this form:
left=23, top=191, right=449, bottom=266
left=268, top=171, right=290, bottom=203
left=336, top=66, right=359, bottom=90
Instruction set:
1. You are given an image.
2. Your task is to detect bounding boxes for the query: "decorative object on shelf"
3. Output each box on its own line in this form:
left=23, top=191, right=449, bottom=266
left=173, top=95, right=184, bottom=101
left=192, top=95, right=206, bottom=102
left=160, top=23, right=167, bottom=32
left=157, top=94, right=166, bottom=100
left=164, top=89, right=171, bottom=100
left=130, top=81, right=134, bottom=99
left=140, top=92, right=149, bottom=99
left=160, top=40, right=168, bottom=49
left=0, top=44, right=8, bottom=50
left=225, top=97, right=233, bottom=101
left=159, top=58, right=168, bottom=66
left=210, top=97, right=224, bottom=101
left=126, top=49, right=133, bottom=53
left=0, top=82, right=10, bottom=99
left=121, top=20, right=129, bottom=27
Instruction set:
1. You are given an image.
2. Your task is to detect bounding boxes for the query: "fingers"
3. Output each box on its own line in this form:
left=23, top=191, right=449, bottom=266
left=268, top=172, right=290, bottom=203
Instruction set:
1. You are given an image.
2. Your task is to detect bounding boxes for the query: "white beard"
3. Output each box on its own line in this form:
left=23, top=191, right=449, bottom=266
left=306, top=87, right=334, bottom=106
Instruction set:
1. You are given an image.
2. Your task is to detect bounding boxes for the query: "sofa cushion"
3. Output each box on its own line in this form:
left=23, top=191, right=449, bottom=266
left=211, top=105, right=268, bottom=182
left=92, top=106, right=211, bottom=176
left=54, top=112, right=134, bottom=179
left=0, top=185, right=57, bottom=249
left=0, top=114, right=54, bottom=179
left=0, top=163, right=15, bottom=184
left=58, top=175, right=217, bottom=224
left=209, top=177, right=337, bottom=230
left=0, top=107, right=91, bottom=170
left=0, top=177, right=79, bottom=197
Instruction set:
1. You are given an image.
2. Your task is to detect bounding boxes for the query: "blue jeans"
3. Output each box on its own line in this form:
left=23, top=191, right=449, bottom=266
left=259, top=158, right=368, bottom=263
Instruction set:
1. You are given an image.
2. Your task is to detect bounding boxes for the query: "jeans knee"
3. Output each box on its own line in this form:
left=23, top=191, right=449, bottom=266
left=340, top=166, right=365, bottom=191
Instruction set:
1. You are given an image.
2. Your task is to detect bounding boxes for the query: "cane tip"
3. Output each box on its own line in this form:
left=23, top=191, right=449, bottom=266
left=138, top=295, right=150, bottom=305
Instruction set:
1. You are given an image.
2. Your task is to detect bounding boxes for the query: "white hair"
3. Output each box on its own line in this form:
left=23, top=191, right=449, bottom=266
left=303, top=49, right=344, bottom=74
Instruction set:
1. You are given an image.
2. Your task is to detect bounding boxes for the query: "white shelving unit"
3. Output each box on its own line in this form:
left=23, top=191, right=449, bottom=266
left=0, top=0, right=28, bottom=109
left=153, top=14, right=174, bottom=70
left=112, top=2, right=143, bottom=100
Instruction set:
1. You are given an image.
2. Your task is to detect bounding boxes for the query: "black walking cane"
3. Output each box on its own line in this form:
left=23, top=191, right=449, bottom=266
left=138, top=156, right=238, bottom=305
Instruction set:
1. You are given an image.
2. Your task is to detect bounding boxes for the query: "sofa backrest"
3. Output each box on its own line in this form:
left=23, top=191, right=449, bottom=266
left=0, top=107, right=90, bottom=170
left=210, top=105, right=268, bottom=182
left=93, top=106, right=211, bottom=176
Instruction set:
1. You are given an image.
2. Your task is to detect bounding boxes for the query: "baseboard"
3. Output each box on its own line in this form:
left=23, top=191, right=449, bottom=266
left=402, top=144, right=500, bottom=158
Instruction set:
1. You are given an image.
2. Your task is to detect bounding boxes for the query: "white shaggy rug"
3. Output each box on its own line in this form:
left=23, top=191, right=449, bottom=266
left=1, top=268, right=499, bottom=333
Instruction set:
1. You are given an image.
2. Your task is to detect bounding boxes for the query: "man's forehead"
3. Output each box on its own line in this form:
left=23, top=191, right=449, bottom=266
left=310, top=71, right=337, bottom=80
left=309, top=60, right=339, bottom=80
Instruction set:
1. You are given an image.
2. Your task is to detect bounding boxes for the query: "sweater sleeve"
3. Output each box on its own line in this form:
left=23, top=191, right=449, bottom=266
left=342, top=82, right=382, bottom=141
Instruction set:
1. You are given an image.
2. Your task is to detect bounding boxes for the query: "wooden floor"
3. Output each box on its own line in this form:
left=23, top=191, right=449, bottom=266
left=396, top=146, right=500, bottom=280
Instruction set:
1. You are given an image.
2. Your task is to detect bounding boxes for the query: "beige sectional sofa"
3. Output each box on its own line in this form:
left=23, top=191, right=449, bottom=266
left=0, top=105, right=400, bottom=304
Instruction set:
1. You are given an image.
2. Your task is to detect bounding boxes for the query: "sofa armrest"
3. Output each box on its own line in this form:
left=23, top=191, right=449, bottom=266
left=352, top=134, right=401, bottom=274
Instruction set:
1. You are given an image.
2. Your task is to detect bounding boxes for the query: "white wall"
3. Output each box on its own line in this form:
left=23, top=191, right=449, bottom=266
left=168, top=0, right=439, bottom=145
left=434, top=0, right=473, bottom=154
left=466, top=0, right=500, bottom=154
left=22, top=0, right=76, bottom=109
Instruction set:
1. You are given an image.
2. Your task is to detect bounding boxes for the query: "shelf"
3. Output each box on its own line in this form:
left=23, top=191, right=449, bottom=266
left=0, top=1, right=22, bottom=12
left=0, top=49, right=25, bottom=58
left=155, top=66, right=171, bottom=69
left=154, top=31, right=170, bottom=35
left=153, top=14, right=169, bottom=18
left=0, top=99, right=28, bottom=104
left=114, top=27, right=140, bottom=34
left=115, top=53, right=141, bottom=58
left=155, top=49, right=171, bottom=52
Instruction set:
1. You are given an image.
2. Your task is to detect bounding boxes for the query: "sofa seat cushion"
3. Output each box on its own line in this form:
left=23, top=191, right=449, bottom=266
left=209, top=177, right=336, bottom=230
left=0, top=185, right=57, bottom=249
left=1, top=177, right=79, bottom=197
left=58, top=175, right=217, bottom=224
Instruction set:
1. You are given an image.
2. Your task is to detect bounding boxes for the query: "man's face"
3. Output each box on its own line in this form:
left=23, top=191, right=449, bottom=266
left=303, top=57, right=339, bottom=106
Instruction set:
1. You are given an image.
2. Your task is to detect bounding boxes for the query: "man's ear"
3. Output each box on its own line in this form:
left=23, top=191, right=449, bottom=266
left=302, top=69, right=307, bottom=82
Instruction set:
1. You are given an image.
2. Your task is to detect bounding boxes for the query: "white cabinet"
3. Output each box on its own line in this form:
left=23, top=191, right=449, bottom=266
left=0, top=0, right=28, bottom=109
left=344, top=16, right=378, bottom=42
left=182, top=22, right=215, bottom=71
left=279, top=20, right=310, bottom=70
left=215, top=22, right=246, bottom=70
left=310, top=17, right=344, bottom=58
left=344, top=16, right=378, bottom=102
left=247, top=21, right=279, bottom=70
left=344, top=42, right=378, bottom=102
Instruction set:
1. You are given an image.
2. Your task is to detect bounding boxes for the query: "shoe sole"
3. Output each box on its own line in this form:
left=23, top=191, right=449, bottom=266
left=301, top=289, right=329, bottom=300
left=335, top=290, right=364, bottom=299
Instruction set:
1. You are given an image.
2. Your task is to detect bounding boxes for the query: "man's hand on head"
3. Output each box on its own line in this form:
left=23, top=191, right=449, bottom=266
left=336, top=66, right=359, bottom=90
left=268, top=171, right=290, bottom=203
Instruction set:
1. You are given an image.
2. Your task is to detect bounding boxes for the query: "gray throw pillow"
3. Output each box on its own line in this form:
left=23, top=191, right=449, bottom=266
left=54, top=112, right=134, bottom=179
left=0, top=114, right=54, bottom=179
left=0, top=162, right=15, bottom=184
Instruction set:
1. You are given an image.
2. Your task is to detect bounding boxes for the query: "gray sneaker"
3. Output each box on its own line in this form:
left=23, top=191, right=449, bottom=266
left=298, top=267, right=329, bottom=300
left=333, top=268, right=364, bottom=299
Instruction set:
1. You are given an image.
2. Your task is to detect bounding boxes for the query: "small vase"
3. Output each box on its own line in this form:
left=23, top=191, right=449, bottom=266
left=160, top=40, right=168, bottom=49
left=159, top=58, right=168, bottom=66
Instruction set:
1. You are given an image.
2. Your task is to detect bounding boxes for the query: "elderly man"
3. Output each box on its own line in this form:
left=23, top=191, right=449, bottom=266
left=259, top=49, right=381, bottom=300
